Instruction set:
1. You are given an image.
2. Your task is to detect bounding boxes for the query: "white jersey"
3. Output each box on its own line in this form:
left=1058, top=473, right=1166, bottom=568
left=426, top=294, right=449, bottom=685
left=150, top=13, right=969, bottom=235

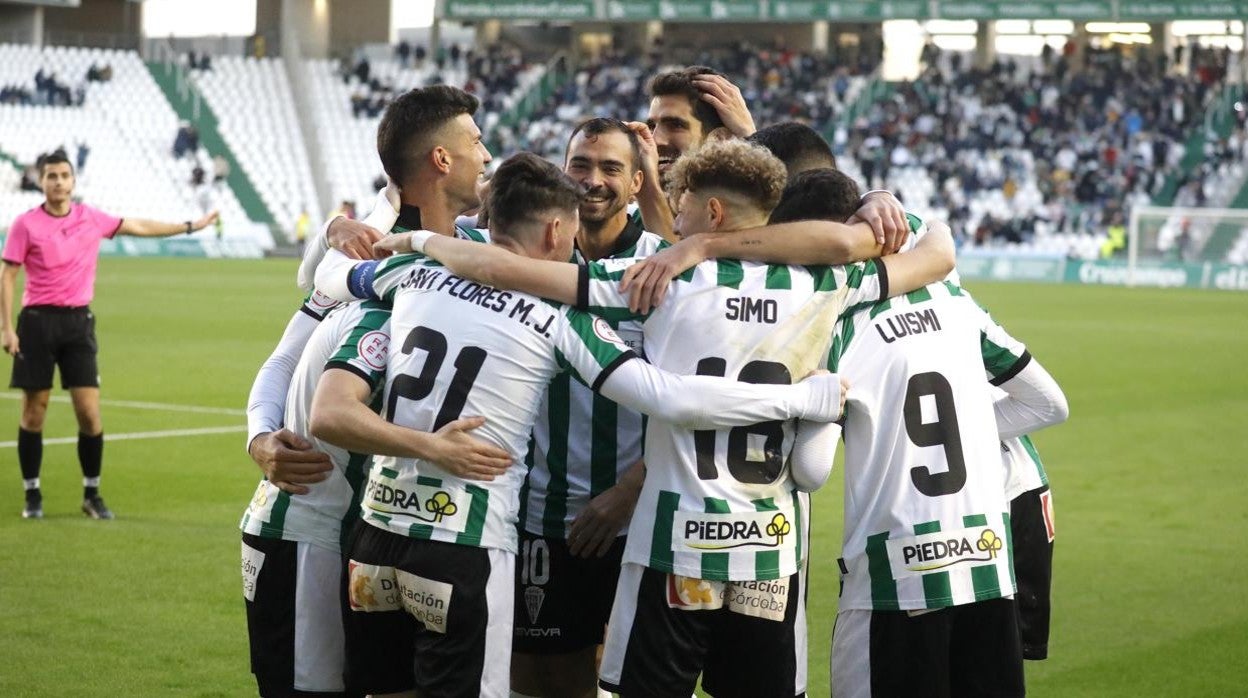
left=362, top=253, right=640, bottom=554
left=583, top=253, right=887, bottom=581
left=829, top=281, right=1029, bottom=611
left=1002, top=434, right=1048, bottom=500
left=522, top=224, right=666, bottom=538
left=240, top=301, right=392, bottom=553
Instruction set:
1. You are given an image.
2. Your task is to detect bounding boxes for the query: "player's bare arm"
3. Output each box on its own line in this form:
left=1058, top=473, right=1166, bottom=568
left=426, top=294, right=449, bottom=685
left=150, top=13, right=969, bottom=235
left=1, top=262, right=19, bottom=356
left=377, top=231, right=582, bottom=305
left=247, top=429, right=333, bottom=495
left=309, top=368, right=513, bottom=481
left=567, top=458, right=645, bottom=558
left=116, top=211, right=218, bottom=237
left=625, top=121, right=676, bottom=241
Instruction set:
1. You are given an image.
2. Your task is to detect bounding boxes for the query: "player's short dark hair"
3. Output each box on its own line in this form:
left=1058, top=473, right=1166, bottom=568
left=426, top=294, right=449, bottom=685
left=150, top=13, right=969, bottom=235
left=37, top=152, right=73, bottom=177
left=768, top=168, right=862, bottom=224
left=488, top=153, right=583, bottom=236
left=648, top=66, right=726, bottom=134
left=567, top=117, right=643, bottom=172
left=747, top=122, right=838, bottom=179
left=376, top=85, right=479, bottom=186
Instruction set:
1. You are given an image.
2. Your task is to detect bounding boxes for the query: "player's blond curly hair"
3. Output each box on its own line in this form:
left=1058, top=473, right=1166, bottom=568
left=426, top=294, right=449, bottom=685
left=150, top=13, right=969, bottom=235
left=666, top=139, right=788, bottom=214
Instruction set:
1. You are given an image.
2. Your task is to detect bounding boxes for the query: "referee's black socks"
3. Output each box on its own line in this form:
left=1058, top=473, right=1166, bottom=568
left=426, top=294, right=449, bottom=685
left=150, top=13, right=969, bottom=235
left=18, top=428, right=42, bottom=500
left=79, top=432, right=103, bottom=498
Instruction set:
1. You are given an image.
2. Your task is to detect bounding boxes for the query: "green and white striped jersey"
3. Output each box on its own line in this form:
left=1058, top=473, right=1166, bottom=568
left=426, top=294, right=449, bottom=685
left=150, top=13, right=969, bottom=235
left=362, top=253, right=638, bottom=554
left=521, top=223, right=667, bottom=539
left=828, top=281, right=1029, bottom=611
left=1002, top=434, right=1048, bottom=500
left=582, top=255, right=887, bottom=581
left=240, top=301, right=391, bottom=553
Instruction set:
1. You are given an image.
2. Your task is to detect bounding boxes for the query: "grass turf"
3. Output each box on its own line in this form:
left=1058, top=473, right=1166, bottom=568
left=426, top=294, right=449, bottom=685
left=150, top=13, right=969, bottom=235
left=1, top=257, right=1245, bottom=696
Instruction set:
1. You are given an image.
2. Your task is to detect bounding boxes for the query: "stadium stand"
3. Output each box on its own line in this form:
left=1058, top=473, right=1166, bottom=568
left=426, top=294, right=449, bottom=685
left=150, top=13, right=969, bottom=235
left=304, top=45, right=547, bottom=210
left=189, top=56, right=320, bottom=236
left=0, top=44, right=256, bottom=244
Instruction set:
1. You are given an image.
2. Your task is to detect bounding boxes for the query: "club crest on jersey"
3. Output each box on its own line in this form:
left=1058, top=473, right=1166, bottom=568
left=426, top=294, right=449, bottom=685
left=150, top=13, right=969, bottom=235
left=592, top=316, right=623, bottom=344
left=885, top=525, right=1006, bottom=578
left=356, top=330, right=389, bottom=371
left=673, top=510, right=794, bottom=552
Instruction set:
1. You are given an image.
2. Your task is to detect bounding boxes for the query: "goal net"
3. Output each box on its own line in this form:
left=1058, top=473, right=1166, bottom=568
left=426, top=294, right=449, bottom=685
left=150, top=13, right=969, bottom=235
left=1128, top=205, right=1248, bottom=285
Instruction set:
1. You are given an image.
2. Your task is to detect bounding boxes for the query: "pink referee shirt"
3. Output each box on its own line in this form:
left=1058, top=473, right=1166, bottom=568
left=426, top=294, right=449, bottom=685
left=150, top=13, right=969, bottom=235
left=2, top=203, right=122, bottom=307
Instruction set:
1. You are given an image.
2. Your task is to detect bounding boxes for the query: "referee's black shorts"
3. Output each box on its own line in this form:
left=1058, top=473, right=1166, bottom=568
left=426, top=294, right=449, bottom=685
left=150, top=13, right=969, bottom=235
left=10, top=305, right=100, bottom=391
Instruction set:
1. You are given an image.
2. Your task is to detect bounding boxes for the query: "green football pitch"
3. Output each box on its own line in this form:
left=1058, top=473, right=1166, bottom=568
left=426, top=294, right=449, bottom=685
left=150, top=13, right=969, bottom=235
left=1, top=257, right=1245, bottom=696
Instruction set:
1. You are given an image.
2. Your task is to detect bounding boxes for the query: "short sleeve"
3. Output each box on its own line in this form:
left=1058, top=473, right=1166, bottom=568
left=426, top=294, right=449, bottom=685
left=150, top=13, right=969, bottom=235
left=325, top=301, right=393, bottom=390
left=810, top=260, right=888, bottom=316
left=2, top=215, right=28, bottom=264
left=371, top=253, right=429, bottom=303
left=581, top=258, right=647, bottom=323
left=86, top=205, right=123, bottom=239
left=551, top=307, right=636, bottom=392
left=974, top=298, right=1031, bottom=385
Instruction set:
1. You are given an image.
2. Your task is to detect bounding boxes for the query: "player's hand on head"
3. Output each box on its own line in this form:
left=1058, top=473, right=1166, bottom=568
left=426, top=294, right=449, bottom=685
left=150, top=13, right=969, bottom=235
left=372, top=232, right=414, bottom=259
left=248, top=429, right=333, bottom=495
left=692, top=75, right=756, bottom=138
left=428, top=416, right=513, bottom=481
left=624, top=121, right=660, bottom=176
left=328, top=217, right=385, bottom=260
left=1, top=328, right=19, bottom=356
left=851, top=191, right=909, bottom=253
left=619, top=239, right=705, bottom=314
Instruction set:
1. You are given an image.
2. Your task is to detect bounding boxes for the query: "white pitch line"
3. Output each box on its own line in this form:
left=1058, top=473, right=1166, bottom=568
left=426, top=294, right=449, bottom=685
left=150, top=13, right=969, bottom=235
left=0, top=425, right=245, bottom=448
left=0, top=392, right=245, bottom=416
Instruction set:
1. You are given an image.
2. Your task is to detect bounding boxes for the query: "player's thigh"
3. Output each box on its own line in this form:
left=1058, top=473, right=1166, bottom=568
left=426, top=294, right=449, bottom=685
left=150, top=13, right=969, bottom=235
left=343, top=523, right=417, bottom=696
left=10, top=308, right=55, bottom=391
left=703, top=572, right=804, bottom=698
left=406, top=543, right=513, bottom=698
left=600, top=564, right=713, bottom=698
left=242, top=534, right=351, bottom=697
left=949, top=598, right=1024, bottom=698
left=57, top=308, right=99, bottom=390
left=1010, top=485, right=1054, bottom=660
left=833, top=607, right=955, bottom=698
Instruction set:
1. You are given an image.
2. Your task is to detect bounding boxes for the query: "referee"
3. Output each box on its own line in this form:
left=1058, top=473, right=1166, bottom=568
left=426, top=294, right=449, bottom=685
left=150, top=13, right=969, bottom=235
left=1, top=153, right=218, bottom=519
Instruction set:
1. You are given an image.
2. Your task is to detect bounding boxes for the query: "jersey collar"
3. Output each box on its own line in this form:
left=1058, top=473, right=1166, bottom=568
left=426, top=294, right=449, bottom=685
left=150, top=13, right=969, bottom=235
left=575, top=211, right=646, bottom=262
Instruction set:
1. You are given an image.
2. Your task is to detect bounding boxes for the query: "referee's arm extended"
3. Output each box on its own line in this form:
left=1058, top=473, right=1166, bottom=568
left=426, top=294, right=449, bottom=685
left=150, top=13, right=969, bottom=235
left=116, top=210, right=219, bottom=237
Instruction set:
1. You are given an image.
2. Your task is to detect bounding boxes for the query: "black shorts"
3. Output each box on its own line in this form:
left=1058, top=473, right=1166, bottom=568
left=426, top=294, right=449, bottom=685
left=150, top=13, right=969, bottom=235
left=342, top=523, right=513, bottom=697
left=600, top=564, right=806, bottom=698
left=1010, top=484, right=1055, bottom=660
left=10, top=305, right=99, bottom=390
left=512, top=531, right=625, bottom=654
left=241, top=534, right=351, bottom=697
left=831, top=598, right=1024, bottom=698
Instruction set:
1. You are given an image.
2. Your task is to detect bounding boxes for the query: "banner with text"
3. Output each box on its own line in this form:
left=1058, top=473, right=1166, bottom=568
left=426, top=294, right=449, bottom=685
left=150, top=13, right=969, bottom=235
left=957, top=253, right=1248, bottom=291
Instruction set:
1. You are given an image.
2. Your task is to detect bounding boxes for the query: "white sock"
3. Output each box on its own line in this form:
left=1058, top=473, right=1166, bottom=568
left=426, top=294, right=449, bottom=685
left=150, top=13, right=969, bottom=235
left=23, top=478, right=40, bottom=491
left=83, top=476, right=100, bottom=488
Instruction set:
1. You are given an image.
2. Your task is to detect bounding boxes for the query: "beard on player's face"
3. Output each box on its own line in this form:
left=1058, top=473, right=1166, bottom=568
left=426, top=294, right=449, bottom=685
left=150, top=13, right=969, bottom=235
left=579, top=184, right=626, bottom=223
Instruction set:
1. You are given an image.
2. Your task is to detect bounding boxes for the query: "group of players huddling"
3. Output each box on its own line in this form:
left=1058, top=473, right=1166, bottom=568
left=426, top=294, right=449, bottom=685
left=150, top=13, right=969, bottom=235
left=240, top=66, right=1069, bottom=698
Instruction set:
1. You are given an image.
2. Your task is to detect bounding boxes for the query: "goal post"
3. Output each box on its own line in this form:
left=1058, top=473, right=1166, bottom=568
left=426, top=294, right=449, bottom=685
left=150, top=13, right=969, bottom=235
left=1128, top=205, right=1248, bottom=287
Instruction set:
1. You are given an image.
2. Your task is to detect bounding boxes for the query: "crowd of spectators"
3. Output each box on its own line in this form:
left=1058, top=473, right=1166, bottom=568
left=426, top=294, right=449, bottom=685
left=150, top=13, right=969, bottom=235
left=839, top=40, right=1241, bottom=246
left=490, top=42, right=880, bottom=159
left=0, top=64, right=104, bottom=106
left=346, top=43, right=530, bottom=119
